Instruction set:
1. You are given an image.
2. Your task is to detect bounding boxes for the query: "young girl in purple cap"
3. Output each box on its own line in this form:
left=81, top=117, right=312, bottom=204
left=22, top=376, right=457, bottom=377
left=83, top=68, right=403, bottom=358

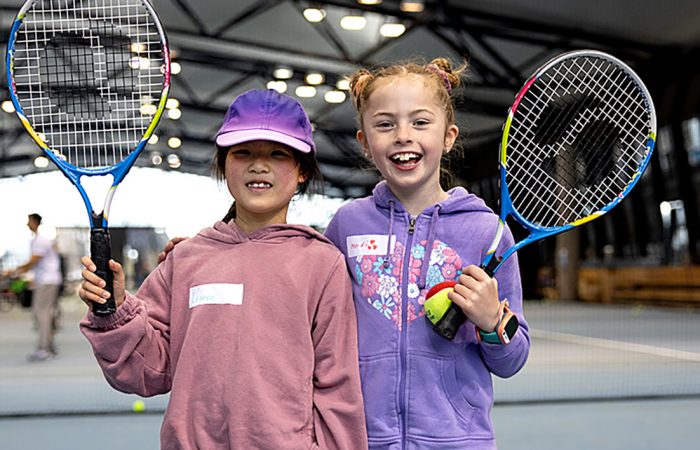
left=323, top=58, right=530, bottom=449
left=78, top=89, right=368, bottom=450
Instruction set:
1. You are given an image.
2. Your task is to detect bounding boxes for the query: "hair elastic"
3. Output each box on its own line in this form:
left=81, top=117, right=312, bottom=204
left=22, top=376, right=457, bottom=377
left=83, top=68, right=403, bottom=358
left=426, top=64, right=452, bottom=94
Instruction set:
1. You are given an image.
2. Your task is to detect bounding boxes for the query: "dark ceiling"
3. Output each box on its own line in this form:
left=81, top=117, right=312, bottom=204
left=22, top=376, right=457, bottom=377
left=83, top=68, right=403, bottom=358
left=2, top=0, right=700, bottom=198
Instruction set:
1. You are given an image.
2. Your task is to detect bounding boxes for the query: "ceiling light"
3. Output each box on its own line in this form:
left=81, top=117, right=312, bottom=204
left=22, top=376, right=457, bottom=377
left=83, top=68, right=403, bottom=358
left=267, top=80, right=288, bottom=93
left=400, top=0, right=424, bottom=13
left=1, top=100, right=15, bottom=113
left=129, top=57, right=151, bottom=70
left=324, top=90, right=347, bottom=104
left=140, top=103, right=157, bottom=116
left=150, top=152, right=163, bottom=165
left=340, top=15, right=367, bottom=30
left=303, top=8, right=326, bottom=23
left=305, top=72, right=325, bottom=85
left=166, top=98, right=180, bottom=109
left=380, top=23, right=406, bottom=38
left=171, top=62, right=182, bottom=75
left=273, top=66, right=294, bottom=79
left=167, top=154, right=181, bottom=169
left=148, top=134, right=159, bottom=145
left=357, top=0, right=382, bottom=4
left=167, top=108, right=182, bottom=120
left=167, top=137, right=182, bottom=149
left=34, top=156, right=49, bottom=168
left=295, top=85, right=317, bottom=98
left=336, top=79, right=350, bottom=90
left=130, top=43, right=146, bottom=53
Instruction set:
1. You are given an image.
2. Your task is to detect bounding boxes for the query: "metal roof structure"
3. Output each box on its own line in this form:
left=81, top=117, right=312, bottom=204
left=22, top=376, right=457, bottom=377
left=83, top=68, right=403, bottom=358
left=2, top=0, right=700, bottom=199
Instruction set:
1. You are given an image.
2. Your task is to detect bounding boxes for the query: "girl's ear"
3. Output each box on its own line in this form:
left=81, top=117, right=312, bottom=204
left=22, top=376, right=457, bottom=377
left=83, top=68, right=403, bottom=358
left=298, top=173, right=307, bottom=184
left=444, top=124, right=459, bottom=153
left=357, top=129, right=372, bottom=159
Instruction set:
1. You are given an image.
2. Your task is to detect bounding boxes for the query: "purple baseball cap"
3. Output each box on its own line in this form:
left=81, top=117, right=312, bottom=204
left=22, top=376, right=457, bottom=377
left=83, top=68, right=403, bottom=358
left=215, top=89, right=316, bottom=154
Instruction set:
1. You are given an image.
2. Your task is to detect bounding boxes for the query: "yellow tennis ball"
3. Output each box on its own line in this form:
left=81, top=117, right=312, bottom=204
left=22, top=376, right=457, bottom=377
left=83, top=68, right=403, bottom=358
left=132, top=399, right=146, bottom=413
left=424, top=281, right=457, bottom=325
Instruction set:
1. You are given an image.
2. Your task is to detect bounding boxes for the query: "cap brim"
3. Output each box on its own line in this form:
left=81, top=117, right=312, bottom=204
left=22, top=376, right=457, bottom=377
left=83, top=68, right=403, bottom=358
left=215, top=129, right=313, bottom=154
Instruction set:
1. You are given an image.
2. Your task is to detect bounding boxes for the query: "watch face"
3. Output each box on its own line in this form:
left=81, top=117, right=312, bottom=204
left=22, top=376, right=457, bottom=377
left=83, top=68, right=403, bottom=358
left=504, top=314, right=519, bottom=338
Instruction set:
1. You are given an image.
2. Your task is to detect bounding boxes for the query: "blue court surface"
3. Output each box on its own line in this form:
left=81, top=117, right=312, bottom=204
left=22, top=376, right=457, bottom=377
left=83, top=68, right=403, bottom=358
left=1, top=296, right=699, bottom=449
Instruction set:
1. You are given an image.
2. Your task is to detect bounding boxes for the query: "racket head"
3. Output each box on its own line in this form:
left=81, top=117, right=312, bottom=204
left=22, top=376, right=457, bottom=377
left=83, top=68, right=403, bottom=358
left=6, top=0, right=170, bottom=189
left=485, top=50, right=656, bottom=270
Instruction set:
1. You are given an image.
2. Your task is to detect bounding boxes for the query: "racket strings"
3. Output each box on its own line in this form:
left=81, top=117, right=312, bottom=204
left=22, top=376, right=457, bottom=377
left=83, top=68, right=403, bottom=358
left=12, top=0, right=166, bottom=169
left=506, top=55, right=653, bottom=228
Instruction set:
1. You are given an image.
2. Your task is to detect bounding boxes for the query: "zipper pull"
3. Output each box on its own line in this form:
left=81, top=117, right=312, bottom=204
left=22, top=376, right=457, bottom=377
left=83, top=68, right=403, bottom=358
left=408, top=217, right=416, bottom=234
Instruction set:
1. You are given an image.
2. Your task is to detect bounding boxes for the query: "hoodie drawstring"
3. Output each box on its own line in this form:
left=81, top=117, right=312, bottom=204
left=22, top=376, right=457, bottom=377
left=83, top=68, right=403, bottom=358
left=417, top=206, right=441, bottom=289
left=383, top=201, right=396, bottom=268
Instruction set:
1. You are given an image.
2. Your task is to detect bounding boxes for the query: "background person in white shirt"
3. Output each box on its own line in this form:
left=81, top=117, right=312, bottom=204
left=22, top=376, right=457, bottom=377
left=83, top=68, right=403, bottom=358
left=6, top=213, right=62, bottom=361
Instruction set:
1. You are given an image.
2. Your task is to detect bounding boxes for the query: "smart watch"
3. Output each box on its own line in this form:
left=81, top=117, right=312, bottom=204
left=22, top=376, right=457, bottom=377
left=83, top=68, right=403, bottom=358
left=477, top=301, right=518, bottom=345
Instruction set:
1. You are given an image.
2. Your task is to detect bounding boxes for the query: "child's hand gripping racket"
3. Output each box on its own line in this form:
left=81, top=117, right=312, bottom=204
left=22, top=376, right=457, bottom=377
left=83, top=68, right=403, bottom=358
left=6, top=0, right=170, bottom=315
left=426, top=50, right=657, bottom=340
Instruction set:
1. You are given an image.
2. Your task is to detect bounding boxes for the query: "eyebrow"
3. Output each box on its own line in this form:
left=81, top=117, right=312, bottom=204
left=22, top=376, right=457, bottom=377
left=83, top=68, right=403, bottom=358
left=371, top=107, right=436, bottom=117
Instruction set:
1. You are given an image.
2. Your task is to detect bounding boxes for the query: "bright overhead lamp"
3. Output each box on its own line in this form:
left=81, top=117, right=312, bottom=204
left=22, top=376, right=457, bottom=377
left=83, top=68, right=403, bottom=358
left=150, top=152, right=163, bottom=166
left=336, top=79, right=350, bottom=91
left=34, top=156, right=49, bottom=168
left=167, top=108, right=182, bottom=120
left=140, top=103, right=157, bottom=116
left=303, top=8, right=326, bottom=22
left=166, top=98, right=180, bottom=109
left=167, top=154, right=181, bottom=169
left=273, top=66, right=294, bottom=79
left=340, top=15, right=367, bottom=30
left=400, top=0, right=424, bottom=13
left=130, top=43, right=146, bottom=53
left=171, top=62, right=182, bottom=75
left=380, top=23, right=406, bottom=38
left=357, top=0, right=382, bottom=4
left=148, top=134, right=159, bottom=145
left=305, top=72, right=325, bottom=85
left=324, top=90, right=347, bottom=104
left=295, top=85, right=317, bottom=98
left=167, top=137, right=182, bottom=149
left=267, top=80, right=288, bottom=93
left=1, top=100, right=15, bottom=113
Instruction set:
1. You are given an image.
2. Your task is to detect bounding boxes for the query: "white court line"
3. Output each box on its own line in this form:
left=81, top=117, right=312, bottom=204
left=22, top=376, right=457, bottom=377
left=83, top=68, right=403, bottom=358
left=531, top=329, right=700, bottom=362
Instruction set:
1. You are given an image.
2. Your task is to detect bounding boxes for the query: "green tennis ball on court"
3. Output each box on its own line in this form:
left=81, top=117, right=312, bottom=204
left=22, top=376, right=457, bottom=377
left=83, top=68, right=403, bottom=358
left=132, top=399, right=146, bottom=413
left=424, top=281, right=457, bottom=325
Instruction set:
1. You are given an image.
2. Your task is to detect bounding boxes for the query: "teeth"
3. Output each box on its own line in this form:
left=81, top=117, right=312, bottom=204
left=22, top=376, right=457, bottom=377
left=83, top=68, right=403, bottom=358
left=247, top=182, right=271, bottom=188
left=391, top=153, right=420, bottom=162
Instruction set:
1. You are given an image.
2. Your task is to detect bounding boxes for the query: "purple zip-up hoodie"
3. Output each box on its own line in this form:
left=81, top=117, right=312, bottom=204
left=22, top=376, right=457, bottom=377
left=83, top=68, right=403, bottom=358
left=81, top=220, right=367, bottom=450
left=325, top=181, right=530, bottom=450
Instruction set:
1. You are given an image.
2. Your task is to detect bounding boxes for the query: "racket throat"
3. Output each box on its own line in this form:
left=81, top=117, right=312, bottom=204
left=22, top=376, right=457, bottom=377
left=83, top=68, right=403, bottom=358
left=482, top=255, right=502, bottom=277
left=91, top=212, right=106, bottom=229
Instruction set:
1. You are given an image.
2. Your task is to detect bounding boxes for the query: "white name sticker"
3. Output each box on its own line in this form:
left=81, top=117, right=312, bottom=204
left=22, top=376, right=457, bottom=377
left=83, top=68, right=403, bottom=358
left=346, top=234, right=395, bottom=258
left=189, top=283, right=244, bottom=308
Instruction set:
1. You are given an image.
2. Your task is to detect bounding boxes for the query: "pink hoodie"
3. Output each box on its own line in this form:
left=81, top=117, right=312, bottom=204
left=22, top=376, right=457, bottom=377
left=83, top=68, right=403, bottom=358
left=81, top=221, right=367, bottom=450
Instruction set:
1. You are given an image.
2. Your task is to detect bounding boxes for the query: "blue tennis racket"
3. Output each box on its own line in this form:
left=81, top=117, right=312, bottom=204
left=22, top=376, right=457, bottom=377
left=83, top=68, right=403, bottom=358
left=6, top=0, right=171, bottom=315
left=430, top=50, right=657, bottom=339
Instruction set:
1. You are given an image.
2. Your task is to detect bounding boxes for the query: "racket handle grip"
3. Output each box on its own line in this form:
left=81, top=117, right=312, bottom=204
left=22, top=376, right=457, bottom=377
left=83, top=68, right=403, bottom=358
left=90, top=228, right=116, bottom=316
left=432, top=303, right=467, bottom=340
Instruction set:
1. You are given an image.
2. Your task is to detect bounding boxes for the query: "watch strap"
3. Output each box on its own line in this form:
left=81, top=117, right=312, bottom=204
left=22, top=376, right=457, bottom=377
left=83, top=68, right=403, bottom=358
left=477, top=302, right=518, bottom=345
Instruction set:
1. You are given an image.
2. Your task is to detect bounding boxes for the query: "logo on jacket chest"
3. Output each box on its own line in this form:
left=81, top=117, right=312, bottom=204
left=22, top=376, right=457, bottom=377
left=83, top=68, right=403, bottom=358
left=346, top=234, right=396, bottom=258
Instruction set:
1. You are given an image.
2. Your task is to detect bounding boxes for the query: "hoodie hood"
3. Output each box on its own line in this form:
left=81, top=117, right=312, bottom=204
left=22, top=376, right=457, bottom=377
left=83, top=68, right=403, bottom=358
left=371, top=180, right=494, bottom=216
left=199, top=220, right=333, bottom=246
left=371, top=181, right=495, bottom=288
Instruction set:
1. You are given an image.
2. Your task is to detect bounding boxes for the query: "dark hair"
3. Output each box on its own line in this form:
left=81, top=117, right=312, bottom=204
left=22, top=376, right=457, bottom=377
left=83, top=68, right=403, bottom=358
left=213, top=143, right=323, bottom=222
left=28, top=213, right=42, bottom=225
